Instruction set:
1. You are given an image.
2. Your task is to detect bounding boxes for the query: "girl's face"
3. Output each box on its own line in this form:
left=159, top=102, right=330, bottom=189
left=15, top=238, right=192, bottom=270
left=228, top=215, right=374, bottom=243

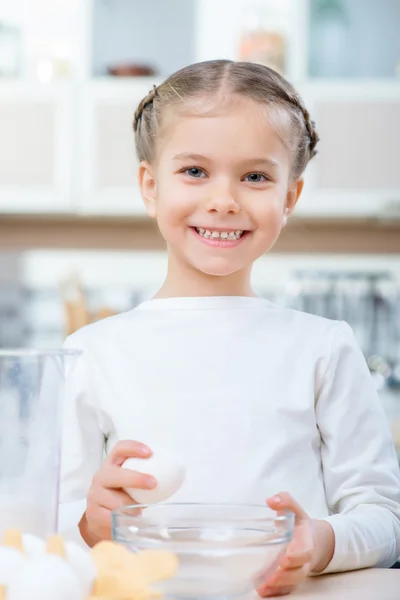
left=139, top=96, right=303, bottom=279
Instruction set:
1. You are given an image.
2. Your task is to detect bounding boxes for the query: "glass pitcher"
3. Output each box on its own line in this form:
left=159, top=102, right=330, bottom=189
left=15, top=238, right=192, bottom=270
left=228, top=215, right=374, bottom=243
left=0, top=349, right=80, bottom=538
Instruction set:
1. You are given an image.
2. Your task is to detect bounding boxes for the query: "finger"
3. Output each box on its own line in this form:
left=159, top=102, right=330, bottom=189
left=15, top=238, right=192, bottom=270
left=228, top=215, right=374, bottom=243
left=281, top=522, right=313, bottom=569
left=267, top=492, right=308, bottom=524
left=106, top=440, right=152, bottom=466
left=265, top=565, right=309, bottom=588
left=259, top=585, right=294, bottom=597
left=94, top=465, right=157, bottom=490
left=91, top=487, right=140, bottom=512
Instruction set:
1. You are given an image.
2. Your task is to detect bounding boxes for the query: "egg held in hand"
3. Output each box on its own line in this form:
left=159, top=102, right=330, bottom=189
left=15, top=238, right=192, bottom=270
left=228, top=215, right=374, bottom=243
left=122, top=447, right=186, bottom=504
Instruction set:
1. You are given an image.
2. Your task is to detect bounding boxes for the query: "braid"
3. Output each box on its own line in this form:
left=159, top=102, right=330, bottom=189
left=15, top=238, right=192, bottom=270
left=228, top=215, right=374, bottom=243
left=290, top=93, right=319, bottom=158
left=133, top=84, right=158, bottom=132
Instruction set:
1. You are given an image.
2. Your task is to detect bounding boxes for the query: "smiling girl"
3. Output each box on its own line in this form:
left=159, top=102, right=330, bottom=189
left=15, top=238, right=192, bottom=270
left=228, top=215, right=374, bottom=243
left=61, top=60, right=400, bottom=596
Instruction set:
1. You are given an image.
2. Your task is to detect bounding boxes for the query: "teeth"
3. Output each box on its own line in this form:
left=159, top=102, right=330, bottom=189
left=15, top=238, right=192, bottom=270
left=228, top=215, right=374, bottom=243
left=195, top=228, right=244, bottom=240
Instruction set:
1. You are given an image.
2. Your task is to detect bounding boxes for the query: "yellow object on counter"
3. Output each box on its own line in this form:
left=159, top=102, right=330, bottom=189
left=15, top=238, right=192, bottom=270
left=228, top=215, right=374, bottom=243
left=46, top=534, right=68, bottom=558
left=90, top=543, right=178, bottom=599
left=0, top=529, right=179, bottom=600
left=2, top=529, right=23, bottom=552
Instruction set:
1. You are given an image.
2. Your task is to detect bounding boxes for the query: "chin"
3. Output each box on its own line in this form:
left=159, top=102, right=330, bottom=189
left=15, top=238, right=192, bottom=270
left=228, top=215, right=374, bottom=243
left=191, top=259, right=244, bottom=278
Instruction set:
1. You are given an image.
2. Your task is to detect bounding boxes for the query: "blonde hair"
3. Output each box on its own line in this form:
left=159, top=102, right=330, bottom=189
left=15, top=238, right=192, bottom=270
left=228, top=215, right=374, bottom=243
left=133, top=60, right=319, bottom=180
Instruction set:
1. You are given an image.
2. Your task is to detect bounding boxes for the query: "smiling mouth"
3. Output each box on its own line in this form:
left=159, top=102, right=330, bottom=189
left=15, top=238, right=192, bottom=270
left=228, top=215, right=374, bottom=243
left=193, top=227, right=246, bottom=241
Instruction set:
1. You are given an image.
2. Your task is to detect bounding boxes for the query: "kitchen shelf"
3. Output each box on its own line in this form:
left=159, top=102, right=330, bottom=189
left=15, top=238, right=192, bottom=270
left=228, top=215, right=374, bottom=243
left=1, top=0, right=400, bottom=218
left=307, top=0, right=400, bottom=80
left=1, top=214, right=400, bottom=254
left=91, top=0, right=197, bottom=78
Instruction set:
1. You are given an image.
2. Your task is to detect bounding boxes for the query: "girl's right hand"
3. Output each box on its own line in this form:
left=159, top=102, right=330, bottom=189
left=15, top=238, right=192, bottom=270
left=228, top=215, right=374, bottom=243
left=80, top=440, right=157, bottom=545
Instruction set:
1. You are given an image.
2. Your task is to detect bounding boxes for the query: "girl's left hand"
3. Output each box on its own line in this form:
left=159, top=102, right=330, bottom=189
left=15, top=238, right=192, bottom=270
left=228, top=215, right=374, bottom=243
left=257, top=493, right=315, bottom=597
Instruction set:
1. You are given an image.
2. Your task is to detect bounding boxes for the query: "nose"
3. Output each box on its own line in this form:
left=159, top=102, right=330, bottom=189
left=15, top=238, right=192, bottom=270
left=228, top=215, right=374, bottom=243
left=205, top=183, right=240, bottom=214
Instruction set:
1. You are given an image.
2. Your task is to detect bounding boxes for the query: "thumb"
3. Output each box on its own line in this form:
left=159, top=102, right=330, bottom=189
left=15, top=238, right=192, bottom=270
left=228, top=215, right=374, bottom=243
left=267, top=492, right=309, bottom=524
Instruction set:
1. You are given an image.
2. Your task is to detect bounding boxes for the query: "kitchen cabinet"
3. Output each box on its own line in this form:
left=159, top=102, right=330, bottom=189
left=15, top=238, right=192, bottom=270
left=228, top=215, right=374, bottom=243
left=77, top=80, right=160, bottom=215
left=0, top=0, right=399, bottom=217
left=295, top=84, right=400, bottom=217
left=0, top=82, right=74, bottom=213
left=79, top=0, right=400, bottom=217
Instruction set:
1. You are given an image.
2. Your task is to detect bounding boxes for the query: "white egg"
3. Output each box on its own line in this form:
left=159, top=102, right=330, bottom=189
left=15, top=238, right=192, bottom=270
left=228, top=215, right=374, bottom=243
left=22, top=533, right=46, bottom=558
left=0, top=547, right=26, bottom=586
left=65, top=541, right=97, bottom=596
left=122, top=447, right=186, bottom=504
left=7, top=555, right=83, bottom=600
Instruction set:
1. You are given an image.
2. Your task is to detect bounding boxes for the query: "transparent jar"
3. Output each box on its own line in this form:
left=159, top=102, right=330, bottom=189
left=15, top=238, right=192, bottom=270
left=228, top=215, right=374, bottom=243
left=0, top=349, right=80, bottom=538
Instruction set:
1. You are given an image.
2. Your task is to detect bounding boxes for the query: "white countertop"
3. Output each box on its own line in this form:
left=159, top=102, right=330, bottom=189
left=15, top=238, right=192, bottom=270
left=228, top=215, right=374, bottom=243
left=291, top=569, right=400, bottom=600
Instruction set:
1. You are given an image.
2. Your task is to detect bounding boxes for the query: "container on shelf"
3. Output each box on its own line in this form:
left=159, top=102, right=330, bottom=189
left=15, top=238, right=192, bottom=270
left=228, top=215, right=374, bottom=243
left=238, top=2, right=287, bottom=75
left=0, top=21, right=22, bottom=78
left=308, top=0, right=400, bottom=79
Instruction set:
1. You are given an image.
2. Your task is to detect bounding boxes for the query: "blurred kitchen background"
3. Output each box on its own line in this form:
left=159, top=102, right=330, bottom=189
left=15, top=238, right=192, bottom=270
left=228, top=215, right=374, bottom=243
left=1, top=0, right=400, bottom=451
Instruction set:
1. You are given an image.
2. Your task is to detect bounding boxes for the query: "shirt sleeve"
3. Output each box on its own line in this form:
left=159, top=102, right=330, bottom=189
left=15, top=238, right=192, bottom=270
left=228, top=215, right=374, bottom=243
left=315, top=321, right=400, bottom=573
left=58, top=334, right=105, bottom=543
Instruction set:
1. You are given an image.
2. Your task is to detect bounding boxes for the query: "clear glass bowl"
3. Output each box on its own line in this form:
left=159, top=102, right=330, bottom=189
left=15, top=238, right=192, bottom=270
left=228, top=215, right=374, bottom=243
left=112, top=503, right=294, bottom=600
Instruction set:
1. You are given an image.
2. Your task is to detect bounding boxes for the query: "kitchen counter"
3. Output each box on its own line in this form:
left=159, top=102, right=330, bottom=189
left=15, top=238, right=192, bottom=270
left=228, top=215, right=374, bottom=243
left=291, top=569, right=399, bottom=599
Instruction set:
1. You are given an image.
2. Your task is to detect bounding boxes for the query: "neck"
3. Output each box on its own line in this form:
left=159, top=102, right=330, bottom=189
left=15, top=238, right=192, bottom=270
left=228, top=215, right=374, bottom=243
left=154, top=252, right=255, bottom=299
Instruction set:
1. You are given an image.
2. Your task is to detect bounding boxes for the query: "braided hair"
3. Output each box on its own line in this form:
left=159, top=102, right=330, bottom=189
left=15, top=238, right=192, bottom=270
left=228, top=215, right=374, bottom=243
left=133, top=60, right=319, bottom=180
left=133, top=85, right=158, bottom=133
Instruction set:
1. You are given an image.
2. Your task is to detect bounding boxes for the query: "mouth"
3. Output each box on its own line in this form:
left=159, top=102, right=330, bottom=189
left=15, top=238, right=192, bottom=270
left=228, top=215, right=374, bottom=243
left=190, top=226, right=250, bottom=247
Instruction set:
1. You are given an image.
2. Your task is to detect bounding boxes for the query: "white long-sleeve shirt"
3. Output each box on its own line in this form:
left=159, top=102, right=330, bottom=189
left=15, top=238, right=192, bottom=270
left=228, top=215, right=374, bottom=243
left=59, top=295, right=400, bottom=572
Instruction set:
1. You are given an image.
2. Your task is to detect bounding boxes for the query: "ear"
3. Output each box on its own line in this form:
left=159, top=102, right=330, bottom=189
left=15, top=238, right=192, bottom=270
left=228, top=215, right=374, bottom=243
left=138, top=161, right=157, bottom=218
left=283, top=178, right=304, bottom=224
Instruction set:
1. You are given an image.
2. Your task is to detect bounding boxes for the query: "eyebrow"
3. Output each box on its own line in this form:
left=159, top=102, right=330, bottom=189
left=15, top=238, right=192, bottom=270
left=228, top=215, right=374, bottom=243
left=172, top=153, right=279, bottom=169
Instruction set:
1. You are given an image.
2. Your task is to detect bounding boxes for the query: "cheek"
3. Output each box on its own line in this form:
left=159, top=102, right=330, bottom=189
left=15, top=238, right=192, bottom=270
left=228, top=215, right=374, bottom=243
left=156, top=173, right=200, bottom=225
left=253, top=195, right=285, bottom=230
left=156, top=192, right=191, bottom=235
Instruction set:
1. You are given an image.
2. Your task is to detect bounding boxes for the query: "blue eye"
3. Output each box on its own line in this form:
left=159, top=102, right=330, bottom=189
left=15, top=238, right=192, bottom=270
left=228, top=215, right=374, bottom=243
left=185, top=167, right=206, bottom=178
left=244, top=173, right=267, bottom=183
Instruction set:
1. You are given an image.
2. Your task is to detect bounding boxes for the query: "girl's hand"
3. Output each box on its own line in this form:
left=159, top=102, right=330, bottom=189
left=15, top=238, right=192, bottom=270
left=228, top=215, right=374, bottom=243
left=257, top=492, right=335, bottom=597
left=80, top=440, right=157, bottom=546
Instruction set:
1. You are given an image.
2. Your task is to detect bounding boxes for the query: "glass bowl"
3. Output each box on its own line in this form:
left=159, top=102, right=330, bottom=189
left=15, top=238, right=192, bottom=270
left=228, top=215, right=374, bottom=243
left=112, top=503, right=294, bottom=600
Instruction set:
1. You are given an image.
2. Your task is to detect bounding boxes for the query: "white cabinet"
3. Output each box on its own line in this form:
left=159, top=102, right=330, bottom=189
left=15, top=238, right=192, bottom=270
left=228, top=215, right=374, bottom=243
left=78, top=80, right=159, bottom=215
left=296, top=83, right=400, bottom=217
left=1, top=0, right=400, bottom=217
left=80, top=0, right=400, bottom=218
left=0, top=82, right=74, bottom=213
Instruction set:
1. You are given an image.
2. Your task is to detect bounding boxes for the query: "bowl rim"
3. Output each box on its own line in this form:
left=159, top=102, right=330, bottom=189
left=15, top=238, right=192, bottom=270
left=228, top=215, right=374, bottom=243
left=112, top=501, right=294, bottom=524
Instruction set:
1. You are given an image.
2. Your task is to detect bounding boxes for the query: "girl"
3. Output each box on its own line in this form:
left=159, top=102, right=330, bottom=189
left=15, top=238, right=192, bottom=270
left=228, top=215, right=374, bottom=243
left=60, top=60, right=400, bottom=597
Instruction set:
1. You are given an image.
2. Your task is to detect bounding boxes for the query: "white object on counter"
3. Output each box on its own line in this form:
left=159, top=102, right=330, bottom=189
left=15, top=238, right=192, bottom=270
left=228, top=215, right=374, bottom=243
left=0, top=547, right=26, bottom=587
left=7, top=555, right=84, bottom=600
left=65, top=541, right=97, bottom=597
left=122, top=447, right=186, bottom=505
left=21, top=534, right=46, bottom=558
